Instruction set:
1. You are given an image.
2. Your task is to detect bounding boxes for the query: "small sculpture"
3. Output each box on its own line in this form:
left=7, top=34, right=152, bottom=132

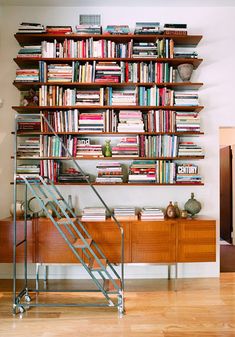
left=104, top=139, right=112, bottom=157
left=177, top=63, right=194, bottom=82
left=166, top=201, right=176, bottom=218
left=184, top=193, right=201, bottom=217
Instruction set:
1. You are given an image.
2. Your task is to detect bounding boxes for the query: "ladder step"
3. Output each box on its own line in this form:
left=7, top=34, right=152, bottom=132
left=89, top=258, right=107, bottom=271
left=57, top=217, right=77, bottom=225
left=73, top=238, right=92, bottom=248
left=103, top=279, right=121, bottom=293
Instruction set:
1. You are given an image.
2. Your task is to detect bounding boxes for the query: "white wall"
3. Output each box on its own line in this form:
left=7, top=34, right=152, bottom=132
left=1, top=5, right=235, bottom=278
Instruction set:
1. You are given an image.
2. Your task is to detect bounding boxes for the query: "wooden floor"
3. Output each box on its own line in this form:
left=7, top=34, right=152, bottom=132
left=1, top=274, right=235, bottom=337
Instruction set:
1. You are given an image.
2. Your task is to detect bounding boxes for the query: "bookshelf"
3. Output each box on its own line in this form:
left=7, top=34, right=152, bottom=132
left=13, top=31, right=204, bottom=186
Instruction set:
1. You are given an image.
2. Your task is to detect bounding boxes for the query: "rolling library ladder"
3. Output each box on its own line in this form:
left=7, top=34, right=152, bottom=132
left=13, top=113, right=125, bottom=315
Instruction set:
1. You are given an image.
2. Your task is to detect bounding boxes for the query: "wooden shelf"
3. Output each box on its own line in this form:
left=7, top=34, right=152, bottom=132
left=12, top=105, right=204, bottom=113
left=12, top=181, right=204, bottom=186
left=13, top=156, right=204, bottom=160
left=13, top=81, right=204, bottom=91
left=14, top=57, right=203, bottom=69
left=16, top=131, right=204, bottom=136
left=15, top=33, right=202, bottom=46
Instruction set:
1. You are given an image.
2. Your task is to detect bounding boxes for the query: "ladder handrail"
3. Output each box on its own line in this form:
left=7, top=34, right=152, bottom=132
left=15, top=113, right=125, bottom=290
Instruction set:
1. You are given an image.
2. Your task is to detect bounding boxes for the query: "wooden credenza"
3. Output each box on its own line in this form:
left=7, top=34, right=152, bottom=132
left=0, top=217, right=216, bottom=264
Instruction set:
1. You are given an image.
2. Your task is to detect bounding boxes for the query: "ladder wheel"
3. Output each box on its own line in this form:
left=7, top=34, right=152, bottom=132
left=18, top=306, right=25, bottom=314
left=24, top=295, right=31, bottom=303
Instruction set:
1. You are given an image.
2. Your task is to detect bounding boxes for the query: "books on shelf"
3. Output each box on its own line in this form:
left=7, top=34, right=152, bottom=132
left=176, top=163, right=202, bottom=184
left=47, top=64, right=73, bottom=82
left=78, top=112, right=104, bottom=132
left=76, top=137, right=103, bottom=157
left=75, top=24, right=102, bottom=35
left=81, top=207, right=106, bottom=221
left=178, top=141, right=203, bottom=156
left=140, top=207, right=164, bottom=220
left=128, top=160, right=156, bottom=183
left=139, top=134, right=178, bottom=157
left=46, top=26, right=72, bottom=34
left=132, top=38, right=174, bottom=58
left=144, top=110, right=176, bottom=132
left=112, top=136, right=139, bottom=157
left=17, top=164, right=40, bottom=174
left=17, top=45, right=42, bottom=58
left=76, top=88, right=104, bottom=105
left=174, top=91, right=199, bottom=106
left=134, top=22, right=161, bottom=35
left=16, top=69, right=39, bottom=82
left=17, top=137, right=40, bottom=158
left=117, top=110, right=144, bottom=132
left=95, top=161, right=124, bottom=183
left=156, top=160, right=176, bottom=183
left=95, top=62, right=122, bottom=83
left=138, top=86, right=174, bottom=106
left=106, top=87, right=137, bottom=106
left=175, top=111, right=200, bottom=132
left=17, top=22, right=45, bottom=33
left=174, top=47, right=198, bottom=58
left=113, top=207, right=137, bottom=220
left=104, top=25, right=130, bottom=35
left=42, top=110, right=79, bottom=132
left=164, top=23, right=187, bottom=35
left=57, top=166, right=90, bottom=183
left=18, top=118, right=41, bottom=131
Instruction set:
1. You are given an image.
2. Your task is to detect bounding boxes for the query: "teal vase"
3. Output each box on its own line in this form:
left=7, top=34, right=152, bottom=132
left=184, top=193, right=201, bottom=217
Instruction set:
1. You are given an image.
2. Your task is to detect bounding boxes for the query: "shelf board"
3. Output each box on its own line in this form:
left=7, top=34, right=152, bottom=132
left=12, top=105, right=204, bottom=113
left=12, top=181, right=204, bottom=186
left=13, top=81, right=204, bottom=91
left=14, top=57, right=203, bottom=69
left=13, top=156, right=204, bottom=160
left=16, top=131, right=204, bottom=136
left=15, top=33, right=202, bottom=46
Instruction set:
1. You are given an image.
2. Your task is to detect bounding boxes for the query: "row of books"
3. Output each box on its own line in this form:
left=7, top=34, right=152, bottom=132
left=19, top=109, right=200, bottom=134
left=37, top=60, right=177, bottom=83
left=16, top=161, right=202, bottom=184
left=17, top=22, right=188, bottom=36
left=17, top=135, right=203, bottom=158
left=17, top=38, right=197, bottom=59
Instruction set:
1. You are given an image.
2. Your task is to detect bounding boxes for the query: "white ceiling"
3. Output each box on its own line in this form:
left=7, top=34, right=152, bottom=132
left=1, top=0, right=235, bottom=6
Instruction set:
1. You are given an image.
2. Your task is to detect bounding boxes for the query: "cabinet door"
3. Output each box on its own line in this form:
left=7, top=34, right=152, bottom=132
left=0, top=218, right=35, bottom=263
left=36, top=218, right=82, bottom=263
left=131, top=221, right=176, bottom=263
left=83, top=221, right=130, bottom=263
left=177, top=220, right=216, bottom=262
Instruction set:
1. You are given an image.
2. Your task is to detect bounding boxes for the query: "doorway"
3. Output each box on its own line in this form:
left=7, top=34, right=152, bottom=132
left=220, top=127, right=235, bottom=272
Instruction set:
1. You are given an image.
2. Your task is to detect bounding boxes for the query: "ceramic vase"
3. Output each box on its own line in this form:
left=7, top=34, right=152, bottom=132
left=177, top=63, right=194, bottom=82
left=184, top=193, right=201, bottom=217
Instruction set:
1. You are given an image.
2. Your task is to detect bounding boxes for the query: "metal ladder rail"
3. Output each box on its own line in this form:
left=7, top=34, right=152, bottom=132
left=40, top=176, right=122, bottom=282
left=35, top=175, right=121, bottom=291
left=17, top=113, right=124, bottom=290
left=19, top=175, right=116, bottom=305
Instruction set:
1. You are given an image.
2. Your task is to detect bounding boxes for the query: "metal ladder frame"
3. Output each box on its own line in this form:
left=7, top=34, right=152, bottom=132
left=13, top=113, right=125, bottom=315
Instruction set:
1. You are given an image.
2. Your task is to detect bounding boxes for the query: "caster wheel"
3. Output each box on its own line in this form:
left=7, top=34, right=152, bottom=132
left=24, top=295, right=31, bottom=303
left=18, top=306, right=25, bottom=314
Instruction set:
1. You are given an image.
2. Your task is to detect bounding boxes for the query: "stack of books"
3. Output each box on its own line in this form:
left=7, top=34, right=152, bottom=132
left=75, top=24, right=102, bottom=35
left=113, top=207, right=137, bottom=220
left=78, top=112, right=104, bottom=132
left=117, top=110, right=144, bottom=132
left=76, top=138, right=103, bottom=157
left=112, top=136, right=139, bottom=157
left=178, top=141, right=203, bottom=156
left=134, top=22, right=161, bottom=35
left=47, top=64, right=73, bottom=82
left=81, top=207, right=106, bottom=221
left=95, top=162, right=124, bottom=183
left=95, top=62, right=122, bottom=83
left=17, top=138, right=40, bottom=158
left=17, top=22, right=45, bottom=33
left=176, top=111, right=200, bottom=132
left=174, top=47, right=198, bottom=58
left=106, top=88, right=137, bottom=105
left=17, top=164, right=40, bottom=175
left=46, top=26, right=72, bottom=34
left=132, top=42, right=158, bottom=58
left=176, top=163, right=202, bottom=184
left=128, top=160, right=156, bottom=183
left=164, top=23, right=187, bottom=35
left=16, top=69, right=39, bottom=82
left=76, top=89, right=104, bottom=105
left=105, top=25, right=130, bottom=35
left=17, top=45, right=41, bottom=58
left=57, top=167, right=90, bottom=183
left=174, top=91, right=199, bottom=106
left=140, top=207, right=164, bottom=221
left=17, top=119, right=41, bottom=132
